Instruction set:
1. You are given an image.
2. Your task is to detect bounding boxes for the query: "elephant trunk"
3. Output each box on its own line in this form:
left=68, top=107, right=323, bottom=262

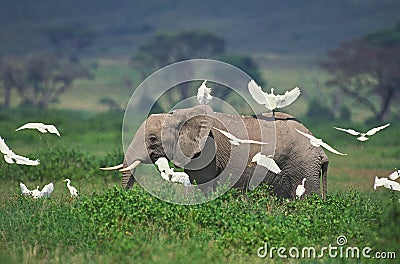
left=121, top=122, right=151, bottom=189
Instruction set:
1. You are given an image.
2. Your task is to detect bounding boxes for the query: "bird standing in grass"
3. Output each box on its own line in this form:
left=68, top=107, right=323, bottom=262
left=63, top=179, right=79, bottom=197
left=248, top=79, right=300, bottom=112
left=334, top=124, right=390, bottom=142
left=197, top=80, right=212, bottom=105
left=296, top=128, right=347, bottom=156
left=296, top=178, right=306, bottom=198
left=15, top=122, right=61, bottom=137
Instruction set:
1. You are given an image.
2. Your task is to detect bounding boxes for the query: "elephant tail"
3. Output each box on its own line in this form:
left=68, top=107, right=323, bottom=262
left=321, top=160, right=329, bottom=200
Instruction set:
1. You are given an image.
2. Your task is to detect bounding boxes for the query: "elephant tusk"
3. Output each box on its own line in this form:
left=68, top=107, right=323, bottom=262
left=119, top=160, right=141, bottom=172
left=100, top=163, right=124, bottom=171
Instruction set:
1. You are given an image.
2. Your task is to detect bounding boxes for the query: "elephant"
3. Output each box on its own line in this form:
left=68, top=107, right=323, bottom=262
left=102, top=105, right=329, bottom=199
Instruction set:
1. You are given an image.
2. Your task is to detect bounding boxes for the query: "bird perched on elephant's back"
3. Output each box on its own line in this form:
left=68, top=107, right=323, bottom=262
left=102, top=105, right=329, bottom=199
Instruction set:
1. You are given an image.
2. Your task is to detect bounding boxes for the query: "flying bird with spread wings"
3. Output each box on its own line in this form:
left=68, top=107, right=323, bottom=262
left=213, top=127, right=268, bottom=146
left=15, top=122, right=61, bottom=137
left=334, top=124, right=390, bottom=141
left=20, top=182, right=54, bottom=198
left=0, top=136, right=40, bottom=165
left=295, top=129, right=347, bottom=156
left=251, top=152, right=281, bottom=174
left=196, top=80, right=212, bottom=105
left=248, top=80, right=301, bottom=112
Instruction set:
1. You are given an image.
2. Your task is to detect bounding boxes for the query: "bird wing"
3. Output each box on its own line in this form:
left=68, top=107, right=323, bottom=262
left=365, top=123, right=390, bottom=136
left=388, top=170, right=400, bottom=181
left=45, top=125, right=61, bottom=136
left=276, top=87, right=301, bottom=108
left=213, top=127, right=236, bottom=141
left=239, top=139, right=268, bottom=145
left=334, top=127, right=360, bottom=136
left=4, top=154, right=15, bottom=164
left=15, top=123, right=44, bottom=131
left=295, top=128, right=316, bottom=141
left=70, top=186, right=79, bottom=196
left=196, top=80, right=212, bottom=105
left=20, top=182, right=31, bottom=195
left=251, top=152, right=261, bottom=163
left=170, top=171, right=191, bottom=186
left=13, top=154, right=40, bottom=166
left=254, top=153, right=281, bottom=174
left=383, top=179, right=400, bottom=191
left=319, top=141, right=347, bottom=156
left=40, top=182, right=54, bottom=196
left=0, top=136, right=11, bottom=155
left=248, top=80, right=268, bottom=105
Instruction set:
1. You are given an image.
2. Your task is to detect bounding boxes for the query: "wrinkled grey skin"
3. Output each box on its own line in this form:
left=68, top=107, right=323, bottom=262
left=120, top=105, right=328, bottom=199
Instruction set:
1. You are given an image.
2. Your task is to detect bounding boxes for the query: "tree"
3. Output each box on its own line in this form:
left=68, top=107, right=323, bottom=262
left=131, top=30, right=265, bottom=111
left=0, top=54, right=92, bottom=109
left=321, top=22, right=400, bottom=122
left=46, top=26, right=96, bottom=56
left=132, top=30, right=226, bottom=76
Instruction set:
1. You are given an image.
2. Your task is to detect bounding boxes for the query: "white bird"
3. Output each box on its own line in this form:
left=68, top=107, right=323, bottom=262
left=213, top=127, right=268, bottom=146
left=251, top=152, right=281, bottom=174
left=248, top=79, right=301, bottom=112
left=0, top=136, right=40, bottom=166
left=296, top=178, right=306, bottom=198
left=388, top=169, right=400, bottom=181
left=63, top=179, right=79, bottom=197
left=19, top=182, right=32, bottom=196
left=155, top=157, right=191, bottom=186
left=30, top=186, right=41, bottom=199
left=155, top=157, right=174, bottom=181
left=15, top=122, right=61, bottom=137
left=334, top=124, right=390, bottom=142
left=374, top=176, right=400, bottom=191
left=295, top=129, right=347, bottom=156
left=168, top=171, right=191, bottom=186
left=196, top=80, right=212, bottom=105
left=21, top=182, right=54, bottom=198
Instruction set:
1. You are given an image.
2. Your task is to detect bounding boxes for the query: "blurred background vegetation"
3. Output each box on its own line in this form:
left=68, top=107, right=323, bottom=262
left=0, top=0, right=399, bottom=123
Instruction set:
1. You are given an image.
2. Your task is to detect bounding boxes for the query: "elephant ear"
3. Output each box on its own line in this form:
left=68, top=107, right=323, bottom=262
left=172, top=106, right=214, bottom=167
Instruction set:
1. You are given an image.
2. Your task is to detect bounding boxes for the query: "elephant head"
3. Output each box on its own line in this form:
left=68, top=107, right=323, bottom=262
left=102, top=105, right=221, bottom=189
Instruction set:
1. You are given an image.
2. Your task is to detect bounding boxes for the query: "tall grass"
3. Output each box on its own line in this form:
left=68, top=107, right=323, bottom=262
left=1, top=184, right=398, bottom=263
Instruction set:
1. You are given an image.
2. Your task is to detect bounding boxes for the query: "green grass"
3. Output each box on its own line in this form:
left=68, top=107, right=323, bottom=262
left=0, top=184, right=399, bottom=263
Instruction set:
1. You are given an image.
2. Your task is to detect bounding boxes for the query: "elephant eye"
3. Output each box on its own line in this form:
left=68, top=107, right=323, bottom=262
left=148, top=134, right=158, bottom=143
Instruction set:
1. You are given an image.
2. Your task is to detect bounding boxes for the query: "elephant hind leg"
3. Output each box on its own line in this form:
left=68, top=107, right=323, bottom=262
left=321, top=160, right=329, bottom=200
